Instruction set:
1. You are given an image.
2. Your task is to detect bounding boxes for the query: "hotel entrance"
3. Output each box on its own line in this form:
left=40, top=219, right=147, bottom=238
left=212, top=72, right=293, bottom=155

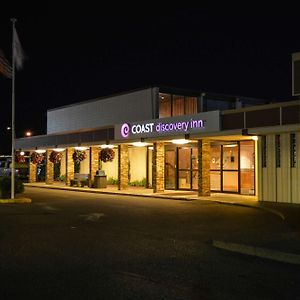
left=165, top=145, right=198, bottom=190
left=210, top=140, right=255, bottom=195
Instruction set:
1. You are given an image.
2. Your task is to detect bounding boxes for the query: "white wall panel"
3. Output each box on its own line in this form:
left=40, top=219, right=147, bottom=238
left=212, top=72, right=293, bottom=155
left=266, top=134, right=276, bottom=202
left=47, top=88, right=157, bottom=134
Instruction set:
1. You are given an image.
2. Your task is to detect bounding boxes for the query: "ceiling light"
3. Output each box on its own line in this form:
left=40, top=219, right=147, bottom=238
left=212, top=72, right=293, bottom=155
left=132, top=142, right=149, bottom=147
left=53, top=148, right=65, bottom=152
left=75, top=146, right=88, bottom=151
left=35, top=149, right=46, bottom=153
left=100, top=144, right=115, bottom=149
left=171, top=139, right=190, bottom=145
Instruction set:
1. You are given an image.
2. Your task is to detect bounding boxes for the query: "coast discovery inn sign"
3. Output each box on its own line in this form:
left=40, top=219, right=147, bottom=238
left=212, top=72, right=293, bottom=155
left=115, top=111, right=220, bottom=140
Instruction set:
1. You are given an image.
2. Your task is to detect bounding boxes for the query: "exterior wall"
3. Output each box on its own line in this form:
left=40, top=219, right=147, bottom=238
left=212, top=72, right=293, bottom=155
left=101, top=148, right=118, bottom=181
left=29, top=161, right=37, bottom=183
left=47, top=88, right=157, bottom=134
left=118, top=145, right=129, bottom=190
left=90, top=147, right=99, bottom=182
left=260, top=132, right=300, bottom=203
left=66, top=148, right=74, bottom=185
left=291, top=132, right=300, bottom=203
left=198, top=140, right=210, bottom=196
left=45, top=150, right=54, bottom=184
left=80, top=150, right=90, bottom=174
left=128, top=147, right=147, bottom=182
left=153, top=142, right=164, bottom=193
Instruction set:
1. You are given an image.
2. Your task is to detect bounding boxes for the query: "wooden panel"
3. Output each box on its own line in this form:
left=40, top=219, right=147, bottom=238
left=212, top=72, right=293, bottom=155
left=246, top=108, right=280, bottom=128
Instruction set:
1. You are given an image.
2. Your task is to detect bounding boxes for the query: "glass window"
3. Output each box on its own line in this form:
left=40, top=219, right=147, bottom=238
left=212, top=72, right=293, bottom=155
left=222, top=143, right=238, bottom=170
left=159, top=93, right=171, bottom=118
left=185, top=96, right=197, bottom=115
left=291, top=133, right=296, bottom=168
left=178, top=147, right=190, bottom=169
left=172, top=95, right=184, bottom=116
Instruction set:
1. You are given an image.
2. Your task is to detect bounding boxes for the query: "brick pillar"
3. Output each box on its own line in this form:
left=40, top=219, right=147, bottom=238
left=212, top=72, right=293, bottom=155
left=118, top=144, right=129, bottom=190
left=153, top=142, right=165, bottom=193
left=66, top=148, right=74, bottom=186
left=29, top=158, right=37, bottom=183
left=45, top=150, right=54, bottom=184
left=90, top=146, right=99, bottom=184
left=198, top=139, right=210, bottom=196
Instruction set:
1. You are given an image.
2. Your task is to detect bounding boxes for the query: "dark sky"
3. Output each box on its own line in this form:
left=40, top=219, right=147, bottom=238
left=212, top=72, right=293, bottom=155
left=1, top=6, right=300, bottom=153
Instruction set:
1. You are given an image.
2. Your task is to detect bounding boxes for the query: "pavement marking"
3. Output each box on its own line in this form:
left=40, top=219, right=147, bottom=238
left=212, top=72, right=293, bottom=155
left=212, top=239, right=300, bottom=265
left=80, top=212, right=106, bottom=221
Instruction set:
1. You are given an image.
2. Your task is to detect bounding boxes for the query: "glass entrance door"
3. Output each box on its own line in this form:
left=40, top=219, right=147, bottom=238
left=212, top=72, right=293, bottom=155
left=222, top=143, right=239, bottom=193
left=165, top=148, right=176, bottom=189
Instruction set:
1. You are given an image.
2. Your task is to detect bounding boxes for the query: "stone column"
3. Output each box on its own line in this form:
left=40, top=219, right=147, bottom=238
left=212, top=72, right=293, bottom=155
left=29, top=157, right=37, bottom=183
left=45, top=150, right=54, bottom=184
left=66, top=148, right=74, bottom=186
left=118, top=144, right=129, bottom=190
left=198, top=139, right=210, bottom=196
left=90, top=146, right=99, bottom=185
left=153, top=142, right=165, bottom=193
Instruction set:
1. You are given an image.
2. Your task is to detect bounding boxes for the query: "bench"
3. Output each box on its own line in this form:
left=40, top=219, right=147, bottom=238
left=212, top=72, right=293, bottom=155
left=70, top=173, right=90, bottom=187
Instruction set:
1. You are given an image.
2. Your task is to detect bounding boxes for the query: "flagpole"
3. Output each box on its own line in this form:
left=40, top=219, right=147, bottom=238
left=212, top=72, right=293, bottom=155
left=11, top=18, right=16, bottom=199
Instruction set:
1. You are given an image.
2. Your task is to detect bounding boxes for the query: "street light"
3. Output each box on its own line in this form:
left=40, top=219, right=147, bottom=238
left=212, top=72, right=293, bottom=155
left=25, top=130, right=32, bottom=137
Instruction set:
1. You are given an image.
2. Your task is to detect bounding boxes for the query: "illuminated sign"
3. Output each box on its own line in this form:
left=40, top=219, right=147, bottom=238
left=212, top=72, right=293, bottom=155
left=115, top=111, right=220, bottom=140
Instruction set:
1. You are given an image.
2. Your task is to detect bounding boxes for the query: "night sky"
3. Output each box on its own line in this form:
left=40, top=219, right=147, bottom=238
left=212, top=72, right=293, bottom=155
left=1, top=6, right=300, bottom=154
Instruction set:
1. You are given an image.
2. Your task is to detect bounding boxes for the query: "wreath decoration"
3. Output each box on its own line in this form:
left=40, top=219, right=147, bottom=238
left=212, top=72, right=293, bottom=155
left=99, top=148, right=115, bottom=162
left=31, top=152, right=45, bottom=164
left=15, top=152, right=26, bottom=163
left=72, top=150, right=87, bottom=163
left=49, top=151, right=62, bottom=164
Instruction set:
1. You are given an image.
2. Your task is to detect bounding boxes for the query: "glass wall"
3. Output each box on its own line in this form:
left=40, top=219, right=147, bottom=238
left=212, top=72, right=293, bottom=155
left=159, top=93, right=197, bottom=118
left=210, top=141, right=255, bottom=195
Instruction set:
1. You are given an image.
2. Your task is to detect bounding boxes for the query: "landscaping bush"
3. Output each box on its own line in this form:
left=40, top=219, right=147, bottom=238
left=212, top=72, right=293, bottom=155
left=0, top=177, right=24, bottom=199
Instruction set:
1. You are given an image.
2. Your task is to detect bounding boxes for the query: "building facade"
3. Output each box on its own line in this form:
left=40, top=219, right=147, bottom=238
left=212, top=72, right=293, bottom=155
left=16, top=86, right=300, bottom=203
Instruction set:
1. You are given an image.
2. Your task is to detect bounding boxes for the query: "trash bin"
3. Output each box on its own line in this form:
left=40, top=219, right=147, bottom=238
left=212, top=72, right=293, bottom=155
left=94, top=170, right=107, bottom=188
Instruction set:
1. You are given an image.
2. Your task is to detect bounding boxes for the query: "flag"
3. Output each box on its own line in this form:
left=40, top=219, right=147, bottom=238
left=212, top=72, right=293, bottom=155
left=13, top=27, right=24, bottom=70
left=0, top=49, right=12, bottom=78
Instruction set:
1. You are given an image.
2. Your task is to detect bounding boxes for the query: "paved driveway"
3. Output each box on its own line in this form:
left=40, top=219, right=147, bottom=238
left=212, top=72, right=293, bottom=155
left=0, top=187, right=300, bottom=299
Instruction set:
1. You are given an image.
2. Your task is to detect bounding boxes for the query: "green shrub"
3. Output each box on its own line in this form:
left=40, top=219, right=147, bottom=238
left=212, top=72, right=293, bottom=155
left=129, top=178, right=147, bottom=187
left=107, top=177, right=118, bottom=185
left=0, top=176, right=24, bottom=199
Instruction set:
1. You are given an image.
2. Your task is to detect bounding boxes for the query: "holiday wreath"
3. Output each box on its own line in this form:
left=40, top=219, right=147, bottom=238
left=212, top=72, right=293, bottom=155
left=72, top=150, right=87, bottom=163
left=30, top=152, right=45, bottom=164
left=15, top=152, right=25, bottom=163
left=49, top=151, right=62, bottom=164
left=99, top=148, right=115, bottom=162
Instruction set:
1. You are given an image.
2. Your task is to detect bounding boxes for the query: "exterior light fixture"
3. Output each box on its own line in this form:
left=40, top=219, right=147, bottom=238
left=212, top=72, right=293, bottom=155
left=131, top=142, right=149, bottom=147
left=148, top=146, right=154, bottom=150
left=100, top=144, right=115, bottom=149
left=75, top=146, right=88, bottom=151
left=20, top=151, right=25, bottom=156
left=35, top=149, right=46, bottom=153
left=53, top=148, right=65, bottom=152
left=171, top=139, right=190, bottom=145
left=25, top=130, right=32, bottom=137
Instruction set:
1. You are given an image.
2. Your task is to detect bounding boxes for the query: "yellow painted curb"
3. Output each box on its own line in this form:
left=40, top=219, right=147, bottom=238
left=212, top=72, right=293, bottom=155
left=0, top=198, right=32, bottom=204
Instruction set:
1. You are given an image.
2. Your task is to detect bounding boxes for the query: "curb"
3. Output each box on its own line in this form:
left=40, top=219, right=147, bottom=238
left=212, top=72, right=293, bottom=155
left=212, top=239, right=300, bottom=265
left=25, top=184, right=195, bottom=201
left=0, top=197, right=32, bottom=204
